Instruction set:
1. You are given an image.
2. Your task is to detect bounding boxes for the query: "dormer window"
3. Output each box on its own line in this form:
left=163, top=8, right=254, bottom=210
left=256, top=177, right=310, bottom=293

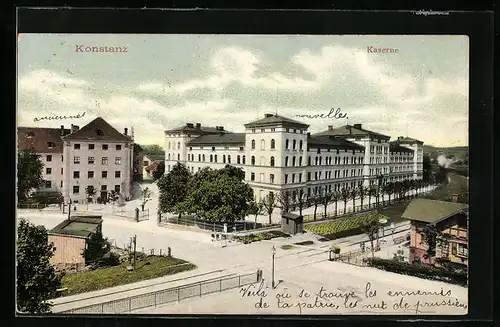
left=26, top=132, right=35, bottom=138
left=47, top=142, right=56, bottom=149
left=95, top=128, right=104, bottom=136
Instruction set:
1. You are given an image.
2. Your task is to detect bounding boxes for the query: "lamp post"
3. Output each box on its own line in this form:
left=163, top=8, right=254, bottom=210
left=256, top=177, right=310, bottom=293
left=272, top=246, right=276, bottom=288
left=377, top=217, right=388, bottom=250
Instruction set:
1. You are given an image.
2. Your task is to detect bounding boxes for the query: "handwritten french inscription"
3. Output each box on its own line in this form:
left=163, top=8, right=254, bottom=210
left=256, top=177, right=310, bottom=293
left=238, top=281, right=467, bottom=315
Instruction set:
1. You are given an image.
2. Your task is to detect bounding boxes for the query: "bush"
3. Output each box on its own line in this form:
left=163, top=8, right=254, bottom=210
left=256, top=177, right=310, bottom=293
left=365, top=257, right=467, bottom=286
left=100, top=252, right=121, bottom=267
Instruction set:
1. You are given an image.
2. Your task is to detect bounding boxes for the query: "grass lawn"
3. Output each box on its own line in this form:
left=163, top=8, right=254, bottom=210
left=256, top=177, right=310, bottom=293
left=281, top=244, right=295, bottom=250
left=424, top=173, right=468, bottom=203
left=59, top=256, right=196, bottom=297
left=304, top=213, right=390, bottom=239
left=234, top=230, right=290, bottom=244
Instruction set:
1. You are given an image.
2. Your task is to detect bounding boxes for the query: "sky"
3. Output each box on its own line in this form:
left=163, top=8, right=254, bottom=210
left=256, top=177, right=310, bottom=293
left=17, top=34, right=469, bottom=147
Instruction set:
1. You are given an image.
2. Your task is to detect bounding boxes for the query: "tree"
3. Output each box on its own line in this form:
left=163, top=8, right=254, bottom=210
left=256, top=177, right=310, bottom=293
left=367, top=186, right=377, bottom=208
left=178, top=167, right=254, bottom=223
left=85, top=185, right=97, bottom=204
left=339, top=187, right=351, bottom=215
left=277, top=190, right=293, bottom=214
left=320, top=188, right=333, bottom=219
left=247, top=199, right=264, bottom=229
left=350, top=188, right=358, bottom=213
left=357, top=185, right=368, bottom=210
left=152, top=161, right=165, bottom=181
left=141, top=144, right=164, bottom=155
left=17, top=218, right=62, bottom=313
left=402, top=179, right=411, bottom=200
left=140, top=186, right=152, bottom=211
left=310, top=190, right=323, bottom=220
left=422, top=153, right=432, bottom=183
left=83, top=231, right=111, bottom=266
left=331, top=190, right=340, bottom=216
left=108, top=190, right=119, bottom=210
left=157, top=162, right=192, bottom=219
left=360, top=214, right=383, bottom=259
left=294, top=188, right=309, bottom=216
left=382, top=182, right=394, bottom=205
left=17, top=149, right=44, bottom=202
left=262, top=193, right=277, bottom=225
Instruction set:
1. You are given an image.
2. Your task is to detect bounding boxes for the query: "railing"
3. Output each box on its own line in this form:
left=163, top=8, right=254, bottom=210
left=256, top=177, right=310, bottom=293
left=17, top=202, right=57, bottom=210
left=59, top=272, right=258, bottom=314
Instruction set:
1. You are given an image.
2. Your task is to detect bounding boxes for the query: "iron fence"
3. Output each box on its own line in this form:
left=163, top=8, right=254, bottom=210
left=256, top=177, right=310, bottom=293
left=60, top=272, right=258, bottom=314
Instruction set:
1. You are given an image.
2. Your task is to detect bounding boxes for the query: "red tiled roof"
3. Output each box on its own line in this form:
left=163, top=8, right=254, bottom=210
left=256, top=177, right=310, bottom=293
left=17, top=127, right=71, bottom=153
left=145, top=160, right=162, bottom=172
left=62, top=117, right=131, bottom=142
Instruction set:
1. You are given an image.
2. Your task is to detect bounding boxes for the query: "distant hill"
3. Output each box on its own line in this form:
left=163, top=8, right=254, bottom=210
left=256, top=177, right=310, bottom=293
left=423, top=145, right=468, bottom=160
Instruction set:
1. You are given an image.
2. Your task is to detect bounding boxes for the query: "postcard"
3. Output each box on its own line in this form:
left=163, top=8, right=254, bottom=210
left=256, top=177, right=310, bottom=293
left=16, top=32, right=469, bottom=316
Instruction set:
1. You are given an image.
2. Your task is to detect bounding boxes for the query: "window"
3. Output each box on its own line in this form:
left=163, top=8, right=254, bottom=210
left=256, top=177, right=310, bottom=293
left=454, top=243, right=468, bottom=257
left=285, top=156, right=289, bottom=166
left=73, top=186, right=79, bottom=194
left=237, top=155, right=241, bottom=164
left=102, top=171, right=108, bottom=178
left=239, top=146, right=244, bottom=151
left=202, top=154, right=206, bottom=162
left=292, top=156, right=296, bottom=166
left=102, top=157, right=108, bottom=165
left=198, top=154, right=201, bottom=161
left=285, top=139, right=289, bottom=149
left=114, top=185, right=120, bottom=192
left=299, top=174, right=302, bottom=183
left=178, top=142, right=181, bottom=149
left=115, top=171, right=121, bottom=178
left=60, top=168, right=63, bottom=174
left=46, top=167, right=52, bottom=175
left=308, top=172, right=311, bottom=181
left=251, top=140, right=256, bottom=150
left=271, top=128, right=275, bottom=132
left=46, top=155, right=52, bottom=162
left=223, top=155, right=226, bottom=163
left=270, top=156, right=275, bottom=166
left=73, top=171, right=80, bottom=179
left=242, top=156, right=246, bottom=165
left=261, top=128, right=265, bottom=132
left=212, top=146, right=215, bottom=152
left=61, top=155, right=63, bottom=162
left=214, top=155, right=218, bottom=162
left=261, top=139, right=265, bottom=150
left=85, top=156, right=94, bottom=165
left=210, top=155, right=213, bottom=162
left=228, top=155, right=231, bottom=163
left=251, top=156, right=255, bottom=166
left=89, top=144, right=95, bottom=150
left=74, top=144, right=80, bottom=149
left=116, top=145, right=122, bottom=151
left=271, top=139, right=275, bottom=149
left=115, top=157, right=122, bottom=165
left=270, top=174, right=275, bottom=184
left=299, top=156, right=302, bottom=166
left=308, top=156, right=312, bottom=166
left=292, top=174, right=295, bottom=183
left=251, top=173, right=255, bottom=181
left=189, top=147, right=193, bottom=151
left=299, top=140, right=303, bottom=150
left=60, top=181, right=63, bottom=187
left=74, top=156, right=80, bottom=164
left=292, top=139, right=296, bottom=150
left=285, top=174, right=288, bottom=184
left=101, top=185, right=107, bottom=191
left=102, top=144, right=108, bottom=150
left=143, top=160, right=148, bottom=166
left=88, top=171, right=94, bottom=178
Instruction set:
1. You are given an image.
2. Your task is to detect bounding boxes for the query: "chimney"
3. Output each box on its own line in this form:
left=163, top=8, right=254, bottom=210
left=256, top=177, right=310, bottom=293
left=328, top=125, right=333, bottom=131
left=124, top=128, right=128, bottom=136
left=398, top=136, right=403, bottom=140
left=307, top=132, right=311, bottom=137
left=218, top=126, right=224, bottom=131
left=60, top=125, right=64, bottom=136
left=195, top=123, right=201, bottom=130
left=354, top=124, right=362, bottom=129
left=215, top=126, right=219, bottom=130
left=265, top=113, right=273, bottom=118
left=451, top=194, right=459, bottom=203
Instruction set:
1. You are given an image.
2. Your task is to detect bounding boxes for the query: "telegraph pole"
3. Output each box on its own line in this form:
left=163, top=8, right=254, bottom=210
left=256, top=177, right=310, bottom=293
left=272, top=246, right=276, bottom=288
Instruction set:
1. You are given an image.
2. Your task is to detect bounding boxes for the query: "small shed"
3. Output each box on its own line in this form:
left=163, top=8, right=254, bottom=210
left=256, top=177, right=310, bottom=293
left=281, top=212, right=303, bottom=235
left=48, top=215, right=103, bottom=269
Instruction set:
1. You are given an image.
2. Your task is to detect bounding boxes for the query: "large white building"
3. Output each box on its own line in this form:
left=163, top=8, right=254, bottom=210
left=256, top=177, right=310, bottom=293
left=164, top=114, right=424, bottom=201
left=18, top=117, right=141, bottom=204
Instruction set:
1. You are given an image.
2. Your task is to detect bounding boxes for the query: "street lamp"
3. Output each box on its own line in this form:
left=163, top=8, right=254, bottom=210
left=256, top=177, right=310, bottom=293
left=377, top=217, right=388, bottom=250
left=272, top=246, right=276, bottom=288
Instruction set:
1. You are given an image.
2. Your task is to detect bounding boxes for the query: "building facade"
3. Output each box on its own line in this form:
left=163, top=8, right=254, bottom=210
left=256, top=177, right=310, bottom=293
left=164, top=114, right=424, bottom=201
left=18, top=117, right=135, bottom=204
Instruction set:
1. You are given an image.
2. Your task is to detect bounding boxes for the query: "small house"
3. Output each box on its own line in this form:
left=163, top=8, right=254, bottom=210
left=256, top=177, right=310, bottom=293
left=402, top=198, right=468, bottom=267
left=142, top=154, right=165, bottom=180
left=48, top=215, right=103, bottom=270
left=281, top=212, right=303, bottom=235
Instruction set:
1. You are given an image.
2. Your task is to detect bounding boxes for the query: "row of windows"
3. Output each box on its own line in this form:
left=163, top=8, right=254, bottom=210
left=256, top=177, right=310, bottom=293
left=69, top=156, right=122, bottom=165
left=250, top=127, right=304, bottom=134
left=186, top=154, right=244, bottom=164
left=73, top=144, right=122, bottom=151
left=70, top=171, right=122, bottom=179
left=72, top=184, right=121, bottom=194
left=168, top=141, right=181, bottom=150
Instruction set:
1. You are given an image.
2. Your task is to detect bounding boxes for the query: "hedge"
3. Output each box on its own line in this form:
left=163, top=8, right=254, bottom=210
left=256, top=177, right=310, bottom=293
left=364, top=257, right=468, bottom=286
